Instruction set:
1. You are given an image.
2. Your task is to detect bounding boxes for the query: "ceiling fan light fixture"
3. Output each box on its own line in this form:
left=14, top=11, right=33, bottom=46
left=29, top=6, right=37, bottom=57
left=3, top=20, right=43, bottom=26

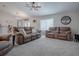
left=26, top=2, right=41, bottom=11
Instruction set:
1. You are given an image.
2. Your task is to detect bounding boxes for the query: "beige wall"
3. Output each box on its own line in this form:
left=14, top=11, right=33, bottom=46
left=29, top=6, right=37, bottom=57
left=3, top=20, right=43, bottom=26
left=0, top=10, right=18, bottom=34
left=29, top=17, right=40, bottom=30
left=0, top=11, right=17, bottom=26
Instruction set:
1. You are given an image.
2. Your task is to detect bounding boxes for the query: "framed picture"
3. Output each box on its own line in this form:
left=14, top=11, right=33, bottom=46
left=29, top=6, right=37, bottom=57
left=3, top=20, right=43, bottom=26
left=61, top=16, right=71, bottom=25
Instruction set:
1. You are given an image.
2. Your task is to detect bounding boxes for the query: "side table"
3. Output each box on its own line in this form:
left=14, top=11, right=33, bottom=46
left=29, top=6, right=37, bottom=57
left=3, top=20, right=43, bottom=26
left=75, top=34, right=79, bottom=42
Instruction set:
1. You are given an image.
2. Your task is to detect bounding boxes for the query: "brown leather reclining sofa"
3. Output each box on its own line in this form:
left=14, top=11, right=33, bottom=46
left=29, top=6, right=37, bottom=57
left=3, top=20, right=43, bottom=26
left=13, top=27, right=41, bottom=45
left=46, top=27, right=72, bottom=41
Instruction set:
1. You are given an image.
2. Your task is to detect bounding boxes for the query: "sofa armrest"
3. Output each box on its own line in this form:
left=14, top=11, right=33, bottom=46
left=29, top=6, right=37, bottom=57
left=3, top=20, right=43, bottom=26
left=0, top=34, right=11, bottom=41
left=15, top=32, right=24, bottom=39
left=15, top=32, right=24, bottom=45
left=60, top=31, right=71, bottom=34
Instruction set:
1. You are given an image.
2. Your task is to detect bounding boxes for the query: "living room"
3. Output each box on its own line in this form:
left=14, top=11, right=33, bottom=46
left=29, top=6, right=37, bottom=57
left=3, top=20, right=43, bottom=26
left=0, top=2, right=79, bottom=56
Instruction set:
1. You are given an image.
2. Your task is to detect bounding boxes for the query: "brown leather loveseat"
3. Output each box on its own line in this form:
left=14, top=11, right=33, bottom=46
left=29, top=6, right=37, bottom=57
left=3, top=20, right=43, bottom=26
left=46, top=27, right=72, bottom=41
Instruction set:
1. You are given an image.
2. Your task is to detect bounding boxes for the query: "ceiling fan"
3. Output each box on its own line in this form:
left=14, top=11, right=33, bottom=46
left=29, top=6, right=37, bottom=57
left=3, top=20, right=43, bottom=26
left=26, top=2, right=41, bottom=11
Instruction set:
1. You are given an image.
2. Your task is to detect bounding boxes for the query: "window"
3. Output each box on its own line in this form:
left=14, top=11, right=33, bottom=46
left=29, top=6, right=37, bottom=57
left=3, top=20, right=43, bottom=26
left=17, top=20, right=30, bottom=27
left=40, top=19, right=54, bottom=30
left=24, top=21, right=30, bottom=27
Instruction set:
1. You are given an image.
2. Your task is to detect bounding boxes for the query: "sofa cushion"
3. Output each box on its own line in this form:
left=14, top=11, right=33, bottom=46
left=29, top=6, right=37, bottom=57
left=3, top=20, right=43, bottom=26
left=49, top=27, right=59, bottom=33
left=24, top=27, right=32, bottom=34
left=49, top=27, right=57, bottom=31
left=60, top=27, right=70, bottom=31
left=0, top=41, right=10, bottom=51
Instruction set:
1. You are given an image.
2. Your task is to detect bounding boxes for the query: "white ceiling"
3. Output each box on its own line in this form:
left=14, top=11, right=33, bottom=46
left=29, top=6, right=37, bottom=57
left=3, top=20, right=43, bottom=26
left=0, top=2, right=79, bottom=18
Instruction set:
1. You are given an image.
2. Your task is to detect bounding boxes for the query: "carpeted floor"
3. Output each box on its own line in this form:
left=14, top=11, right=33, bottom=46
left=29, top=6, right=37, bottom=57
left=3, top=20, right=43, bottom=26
left=6, top=36, right=79, bottom=56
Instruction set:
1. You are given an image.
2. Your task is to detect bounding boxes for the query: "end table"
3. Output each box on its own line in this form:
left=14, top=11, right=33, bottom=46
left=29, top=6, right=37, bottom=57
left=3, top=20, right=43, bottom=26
left=75, top=34, right=79, bottom=42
